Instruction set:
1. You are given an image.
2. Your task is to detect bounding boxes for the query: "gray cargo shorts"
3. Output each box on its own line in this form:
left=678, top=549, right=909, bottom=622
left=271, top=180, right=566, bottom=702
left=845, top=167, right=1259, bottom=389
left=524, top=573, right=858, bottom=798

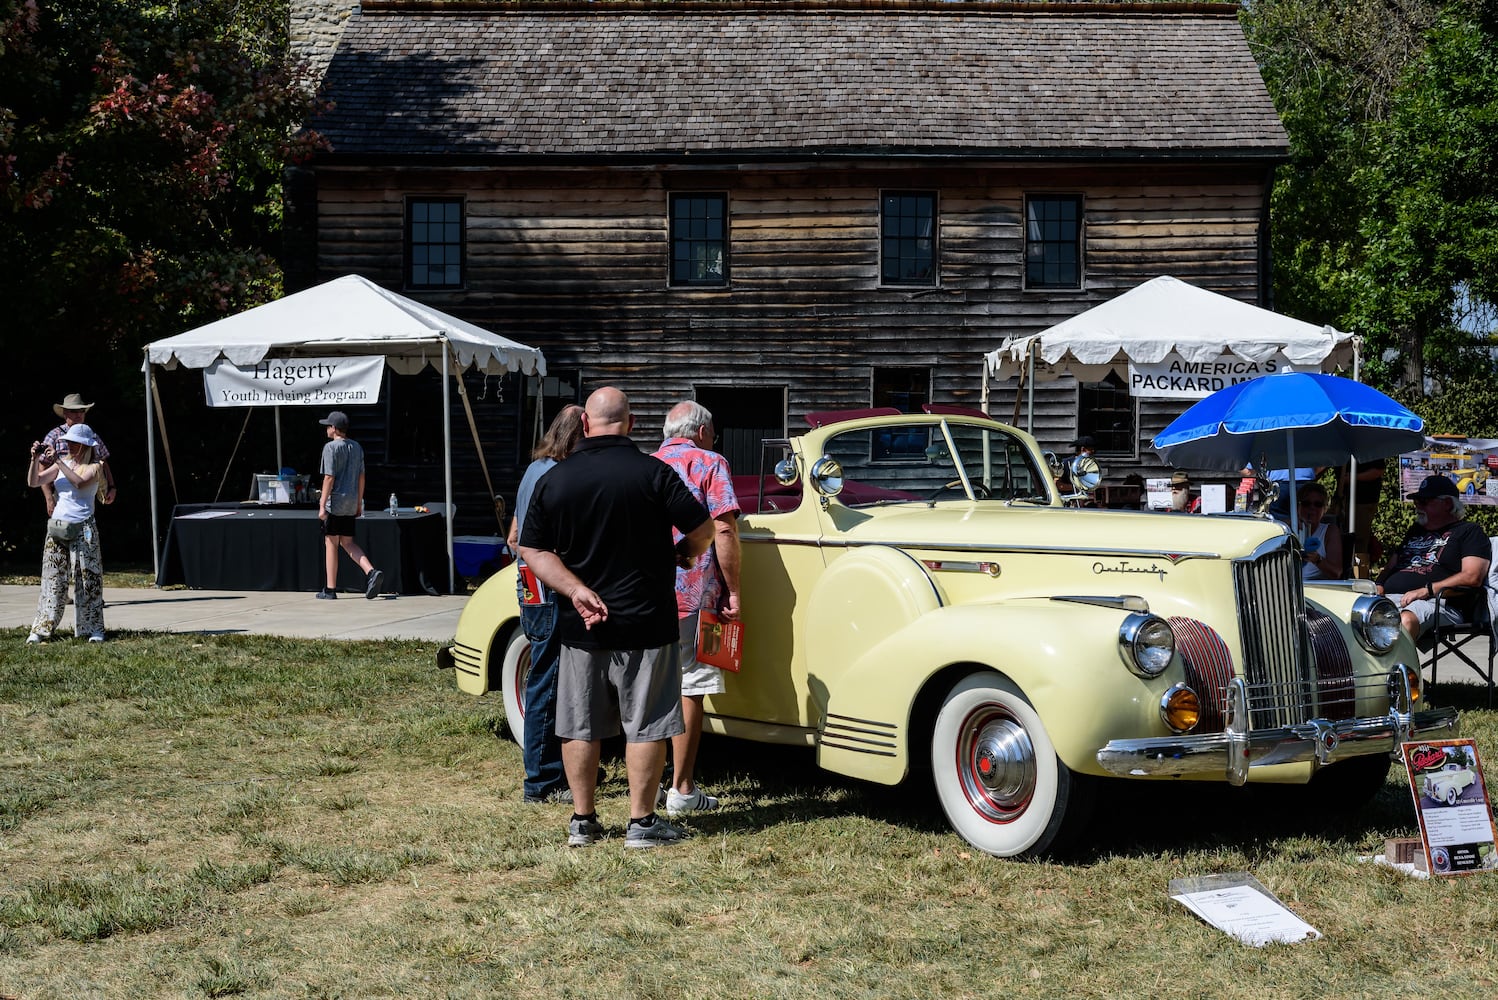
left=556, top=643, right=685, bottom=743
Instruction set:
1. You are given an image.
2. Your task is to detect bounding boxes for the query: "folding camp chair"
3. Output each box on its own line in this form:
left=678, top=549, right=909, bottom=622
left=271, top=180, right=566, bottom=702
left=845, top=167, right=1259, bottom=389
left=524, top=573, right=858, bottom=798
left=1423, top=535, right=1498, bottom=706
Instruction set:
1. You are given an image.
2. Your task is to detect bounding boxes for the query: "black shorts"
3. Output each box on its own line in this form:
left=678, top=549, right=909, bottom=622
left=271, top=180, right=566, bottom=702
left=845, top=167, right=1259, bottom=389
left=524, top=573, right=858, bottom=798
left=323, top=513, right=357, bottom=537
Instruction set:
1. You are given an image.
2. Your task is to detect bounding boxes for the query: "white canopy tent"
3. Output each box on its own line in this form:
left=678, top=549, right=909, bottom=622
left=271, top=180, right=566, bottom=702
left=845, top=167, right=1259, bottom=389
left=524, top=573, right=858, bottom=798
left=143, top=274, right=546, bottom=592
left=981, top=275, right=1358, bottom=429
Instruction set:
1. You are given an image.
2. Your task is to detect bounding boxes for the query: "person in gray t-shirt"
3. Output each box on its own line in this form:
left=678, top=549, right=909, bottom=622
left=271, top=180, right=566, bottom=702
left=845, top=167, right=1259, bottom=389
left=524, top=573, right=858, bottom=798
left=316, top=411, right=382, bottom=600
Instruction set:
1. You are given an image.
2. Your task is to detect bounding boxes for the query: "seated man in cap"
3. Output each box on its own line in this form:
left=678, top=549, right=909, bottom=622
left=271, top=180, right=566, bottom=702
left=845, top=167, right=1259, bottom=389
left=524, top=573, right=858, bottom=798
left=1374, top=475, right=1492, bottom=638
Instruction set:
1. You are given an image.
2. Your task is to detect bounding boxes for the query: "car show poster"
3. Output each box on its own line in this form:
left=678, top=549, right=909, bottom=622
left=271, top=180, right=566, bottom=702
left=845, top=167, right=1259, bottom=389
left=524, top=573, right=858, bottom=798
left=1402, top=738, right=1498, bottom=876
left=1398, top=437, right=1498, bottom=505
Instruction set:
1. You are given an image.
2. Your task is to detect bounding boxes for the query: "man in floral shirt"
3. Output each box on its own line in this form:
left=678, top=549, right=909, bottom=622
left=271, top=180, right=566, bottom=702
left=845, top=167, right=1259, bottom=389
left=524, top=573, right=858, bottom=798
left=653, top=401, right=741, bottom=817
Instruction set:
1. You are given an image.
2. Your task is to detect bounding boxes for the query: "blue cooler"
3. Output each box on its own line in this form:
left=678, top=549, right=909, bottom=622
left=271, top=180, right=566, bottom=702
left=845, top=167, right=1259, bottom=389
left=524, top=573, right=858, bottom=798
left=453, top=535, right=507, bottom=580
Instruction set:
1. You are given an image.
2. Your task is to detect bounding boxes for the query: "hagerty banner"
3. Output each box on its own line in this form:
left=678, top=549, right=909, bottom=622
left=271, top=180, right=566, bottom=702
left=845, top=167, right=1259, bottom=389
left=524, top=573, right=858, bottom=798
left=1127, top=352, right=1306, bottom=400
left=203, top=356, right=385, bottom=408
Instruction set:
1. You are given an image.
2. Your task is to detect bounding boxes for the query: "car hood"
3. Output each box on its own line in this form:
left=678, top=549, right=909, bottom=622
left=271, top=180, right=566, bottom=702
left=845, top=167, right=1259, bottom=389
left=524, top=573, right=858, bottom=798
left=822, top=503, right=1290, bottom=559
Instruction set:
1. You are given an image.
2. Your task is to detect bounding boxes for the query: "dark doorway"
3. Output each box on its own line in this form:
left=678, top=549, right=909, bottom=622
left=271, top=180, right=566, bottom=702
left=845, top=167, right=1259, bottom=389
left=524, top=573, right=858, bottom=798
left=693, top=385, right=786, bottom=476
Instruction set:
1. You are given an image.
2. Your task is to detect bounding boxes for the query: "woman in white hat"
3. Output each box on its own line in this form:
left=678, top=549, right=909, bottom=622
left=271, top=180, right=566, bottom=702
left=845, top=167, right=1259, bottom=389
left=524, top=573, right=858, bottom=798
left=24, top=423, right=106, bottom=642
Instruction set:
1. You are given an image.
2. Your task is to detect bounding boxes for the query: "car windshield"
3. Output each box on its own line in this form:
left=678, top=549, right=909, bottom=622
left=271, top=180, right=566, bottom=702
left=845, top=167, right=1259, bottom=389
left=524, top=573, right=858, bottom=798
left=820, top=420, right=1051, bottom=506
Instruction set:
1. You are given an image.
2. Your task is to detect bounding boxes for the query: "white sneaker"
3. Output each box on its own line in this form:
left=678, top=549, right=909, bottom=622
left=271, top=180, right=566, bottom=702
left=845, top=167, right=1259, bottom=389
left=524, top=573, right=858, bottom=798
left=665, top=786, right=720, bottom=818
left=25, top=633, right=42, bottom=644
left=88, top=632, right=105, bottom=643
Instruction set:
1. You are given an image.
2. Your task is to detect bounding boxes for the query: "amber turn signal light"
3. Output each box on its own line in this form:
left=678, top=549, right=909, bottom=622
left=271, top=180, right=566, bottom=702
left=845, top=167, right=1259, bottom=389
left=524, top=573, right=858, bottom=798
left=1160, top=684, right=1201, bottom=734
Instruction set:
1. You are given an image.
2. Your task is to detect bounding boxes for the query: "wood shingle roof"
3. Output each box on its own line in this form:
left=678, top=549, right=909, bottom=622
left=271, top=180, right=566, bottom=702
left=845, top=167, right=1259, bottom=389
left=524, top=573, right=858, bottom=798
left=312, top=1, right=1287, bottom=161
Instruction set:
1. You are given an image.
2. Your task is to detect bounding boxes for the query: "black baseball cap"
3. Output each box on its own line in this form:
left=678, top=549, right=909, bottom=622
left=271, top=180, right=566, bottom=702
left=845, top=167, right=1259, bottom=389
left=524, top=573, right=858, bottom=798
left=1072, top=435, right=1095, bottom=449
left=1407, top=475, right=1459, bottom=500
left=319, top=411, right=349, bottom=431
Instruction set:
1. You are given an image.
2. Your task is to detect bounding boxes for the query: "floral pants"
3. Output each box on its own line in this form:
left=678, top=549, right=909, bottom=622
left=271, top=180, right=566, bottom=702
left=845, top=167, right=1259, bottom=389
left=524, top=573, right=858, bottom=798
left=30, top=521, right=105, bottom=639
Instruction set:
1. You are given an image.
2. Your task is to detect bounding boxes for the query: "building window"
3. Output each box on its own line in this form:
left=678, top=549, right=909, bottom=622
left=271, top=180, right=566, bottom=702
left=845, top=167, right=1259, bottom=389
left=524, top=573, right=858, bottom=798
left=872, top=366, right=930, bottom=460
left=881, top=191, right=937, bottom=286
left=1025, top=195, right=1082, bottom=289
left=406, top=198, right=464, bottom=289
left=1077, top=370, right=1135, bottom=455
left=670, top=194, right=728, bottom=285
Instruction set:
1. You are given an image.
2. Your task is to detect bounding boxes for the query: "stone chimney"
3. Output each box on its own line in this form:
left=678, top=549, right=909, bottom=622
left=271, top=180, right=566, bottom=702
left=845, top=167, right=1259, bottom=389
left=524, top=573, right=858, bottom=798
left=290, top=0, right=360, bottom=86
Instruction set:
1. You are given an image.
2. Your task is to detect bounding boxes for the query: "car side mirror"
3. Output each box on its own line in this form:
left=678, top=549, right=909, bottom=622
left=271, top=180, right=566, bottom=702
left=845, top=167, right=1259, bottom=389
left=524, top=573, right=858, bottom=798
left=810, top=456, right=844, bottom=497
left=774, top=456, right=799, bottom=487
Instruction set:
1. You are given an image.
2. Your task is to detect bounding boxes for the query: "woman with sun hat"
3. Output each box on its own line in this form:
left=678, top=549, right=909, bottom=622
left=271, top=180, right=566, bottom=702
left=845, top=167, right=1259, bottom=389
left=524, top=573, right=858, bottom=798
left=25, top=422, right=106, bottom=642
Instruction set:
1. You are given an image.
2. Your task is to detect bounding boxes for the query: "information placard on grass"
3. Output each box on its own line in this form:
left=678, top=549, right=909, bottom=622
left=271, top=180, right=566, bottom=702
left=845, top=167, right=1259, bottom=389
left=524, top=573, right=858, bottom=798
left=1402, top=738, right=1498, bottom=876
left=1169, top=873, right=1321, bottom=946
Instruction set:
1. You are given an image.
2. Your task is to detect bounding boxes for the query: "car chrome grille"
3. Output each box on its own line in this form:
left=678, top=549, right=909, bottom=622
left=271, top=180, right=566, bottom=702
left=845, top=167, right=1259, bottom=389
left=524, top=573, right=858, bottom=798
left=1233, top=542, right=1316, bottom=729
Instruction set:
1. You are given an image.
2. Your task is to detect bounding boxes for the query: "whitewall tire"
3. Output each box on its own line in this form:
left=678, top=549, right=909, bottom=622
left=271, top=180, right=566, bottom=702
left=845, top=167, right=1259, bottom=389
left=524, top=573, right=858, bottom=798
left=500, top=629, right=531, bottom=745
left=931, top=671, right=1093, bottom=858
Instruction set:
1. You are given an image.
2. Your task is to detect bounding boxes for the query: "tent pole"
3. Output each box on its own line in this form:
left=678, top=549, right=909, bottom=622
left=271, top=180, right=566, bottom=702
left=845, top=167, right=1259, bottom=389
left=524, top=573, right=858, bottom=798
left=145, top=358, right=160, bottom=585
left=274, top=406, right=283, bottom=473
left=1347, top=337, right=1363, bottom=553
left=1026, top=342, right=1036, bottom=435
left=1288, top=434, right=1299, bottom=539
left=442, top=339, right=455, bottom=594
left=980, top=360, right=990, bottom=417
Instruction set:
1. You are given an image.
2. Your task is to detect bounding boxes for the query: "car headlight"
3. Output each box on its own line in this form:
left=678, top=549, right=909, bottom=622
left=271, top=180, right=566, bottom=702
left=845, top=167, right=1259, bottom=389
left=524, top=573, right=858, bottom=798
left=1351, top=595, right=1402, bottom=653
left=1119, top=613, right=1175, bottom=678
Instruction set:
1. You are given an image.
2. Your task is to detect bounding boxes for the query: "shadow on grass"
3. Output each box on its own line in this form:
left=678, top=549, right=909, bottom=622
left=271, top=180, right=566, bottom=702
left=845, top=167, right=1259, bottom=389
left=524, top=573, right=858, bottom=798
left=677, top=734, right=1422, bottom=861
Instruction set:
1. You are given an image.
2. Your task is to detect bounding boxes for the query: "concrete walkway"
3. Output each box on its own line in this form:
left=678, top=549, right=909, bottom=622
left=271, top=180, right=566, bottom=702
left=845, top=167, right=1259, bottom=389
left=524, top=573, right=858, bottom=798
left=0, top=584, right=468, bottom=642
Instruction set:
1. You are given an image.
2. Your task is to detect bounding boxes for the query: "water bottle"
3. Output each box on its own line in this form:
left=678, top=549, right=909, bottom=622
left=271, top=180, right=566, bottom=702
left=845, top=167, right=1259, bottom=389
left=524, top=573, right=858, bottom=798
left=387, top=493, right=398, bottom=516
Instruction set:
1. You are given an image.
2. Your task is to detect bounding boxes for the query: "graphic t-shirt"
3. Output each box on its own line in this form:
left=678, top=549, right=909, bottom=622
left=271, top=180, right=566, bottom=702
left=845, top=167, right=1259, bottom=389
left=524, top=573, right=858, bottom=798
left=1382, top=520, right=1491, bottom=605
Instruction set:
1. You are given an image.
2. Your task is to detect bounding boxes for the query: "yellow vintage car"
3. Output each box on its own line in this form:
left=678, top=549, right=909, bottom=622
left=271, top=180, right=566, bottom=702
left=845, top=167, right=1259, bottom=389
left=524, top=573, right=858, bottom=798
left=441, top=411, right=1459, bottom=857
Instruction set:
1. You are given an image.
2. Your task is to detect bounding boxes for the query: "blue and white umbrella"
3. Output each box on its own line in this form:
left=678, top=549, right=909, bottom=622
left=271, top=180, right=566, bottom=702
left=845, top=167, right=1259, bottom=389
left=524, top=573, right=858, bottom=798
left=1153, top=371, right=1424, bottom=529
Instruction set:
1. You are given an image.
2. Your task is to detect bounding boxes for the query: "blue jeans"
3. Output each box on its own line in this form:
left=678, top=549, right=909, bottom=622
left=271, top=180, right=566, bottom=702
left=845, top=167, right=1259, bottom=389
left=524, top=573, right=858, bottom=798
left=520, top=595, right=565, bottom=798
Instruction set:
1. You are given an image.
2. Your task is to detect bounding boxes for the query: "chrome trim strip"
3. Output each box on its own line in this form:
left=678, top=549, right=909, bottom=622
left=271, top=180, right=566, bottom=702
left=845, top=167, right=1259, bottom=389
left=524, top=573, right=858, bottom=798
left=818, top=739, right=898, bottom=758
left=825, top=712, right=898, bottom=730
left=740, top=534, right=1220, bottom=562
left=820, top=731, right=896, bottom=749
left=1054, top=595, right=1150, bottom=612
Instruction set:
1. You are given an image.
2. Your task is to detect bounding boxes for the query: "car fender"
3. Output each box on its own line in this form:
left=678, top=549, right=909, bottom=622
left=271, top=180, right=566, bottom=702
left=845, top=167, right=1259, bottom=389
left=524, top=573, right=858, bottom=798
left=449, top=564, right=519, bottom=696
left=813, top=597, right=1165, bottom=785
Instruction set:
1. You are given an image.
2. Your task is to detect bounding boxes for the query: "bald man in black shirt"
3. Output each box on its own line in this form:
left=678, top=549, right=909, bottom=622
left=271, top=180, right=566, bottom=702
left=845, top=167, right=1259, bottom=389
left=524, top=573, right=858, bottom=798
left=519, top=387, right=712, bottom=848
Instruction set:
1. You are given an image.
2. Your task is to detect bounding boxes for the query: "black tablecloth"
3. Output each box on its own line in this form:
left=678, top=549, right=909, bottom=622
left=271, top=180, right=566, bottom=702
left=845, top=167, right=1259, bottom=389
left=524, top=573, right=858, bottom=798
left=156, top=503, right=450, bottom=594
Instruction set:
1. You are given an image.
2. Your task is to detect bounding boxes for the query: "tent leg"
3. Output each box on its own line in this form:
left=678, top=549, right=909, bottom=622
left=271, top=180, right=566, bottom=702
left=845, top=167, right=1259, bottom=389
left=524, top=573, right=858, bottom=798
left=146, top=360, right=160, bottom=585
left=442, top=340, right=455, bottom=595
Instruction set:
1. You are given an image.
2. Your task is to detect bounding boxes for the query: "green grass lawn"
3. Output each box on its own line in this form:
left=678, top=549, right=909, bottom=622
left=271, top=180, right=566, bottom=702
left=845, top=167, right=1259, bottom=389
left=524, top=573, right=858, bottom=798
left=1, top=631, right=1495, bottom=998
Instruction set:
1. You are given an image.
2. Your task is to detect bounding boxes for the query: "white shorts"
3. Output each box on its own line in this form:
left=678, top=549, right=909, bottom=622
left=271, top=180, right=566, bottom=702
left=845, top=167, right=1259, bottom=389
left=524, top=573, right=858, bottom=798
left=678, top=612, right=727, bottom=697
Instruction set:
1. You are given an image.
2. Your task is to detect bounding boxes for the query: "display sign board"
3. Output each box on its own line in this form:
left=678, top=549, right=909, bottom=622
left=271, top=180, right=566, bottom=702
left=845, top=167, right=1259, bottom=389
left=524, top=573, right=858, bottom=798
left=1399, top=438, right=1498, bottom=505
left=1127, top=352, right=1305, bottom=400
left=1402, top=738, right=1498, bottom=876
left=203, top=355, right=385, bottom=408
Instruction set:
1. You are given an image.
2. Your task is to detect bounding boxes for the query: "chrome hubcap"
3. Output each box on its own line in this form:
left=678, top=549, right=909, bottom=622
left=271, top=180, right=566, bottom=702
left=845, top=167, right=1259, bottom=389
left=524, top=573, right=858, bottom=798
left=959, top=708, right=1036, bottom=823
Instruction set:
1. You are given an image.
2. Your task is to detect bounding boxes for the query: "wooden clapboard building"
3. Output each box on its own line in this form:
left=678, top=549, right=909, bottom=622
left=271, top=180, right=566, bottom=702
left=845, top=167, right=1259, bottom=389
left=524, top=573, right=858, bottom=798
left=290, top=0, right=1288, bottom=520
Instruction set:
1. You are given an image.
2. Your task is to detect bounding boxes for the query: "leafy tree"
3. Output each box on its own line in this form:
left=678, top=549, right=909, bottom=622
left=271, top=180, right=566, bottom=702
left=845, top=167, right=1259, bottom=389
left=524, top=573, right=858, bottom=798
left=1348, top=10, right=1498, bottom=386
left=0, top=0, right=324, bottom=562
left=1243, top=0, right=1498, bottom=389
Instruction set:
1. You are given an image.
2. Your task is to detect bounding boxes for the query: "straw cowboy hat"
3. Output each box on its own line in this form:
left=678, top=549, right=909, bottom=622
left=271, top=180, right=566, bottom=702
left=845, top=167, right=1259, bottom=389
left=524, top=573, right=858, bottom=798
left=54, top=393, right=96, bottom=418
left=1169, top=471, right=1192, bottom=487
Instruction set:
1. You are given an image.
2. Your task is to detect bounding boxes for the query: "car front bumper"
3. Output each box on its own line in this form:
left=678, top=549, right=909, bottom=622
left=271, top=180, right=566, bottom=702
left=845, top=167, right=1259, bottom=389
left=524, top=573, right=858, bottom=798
left=1097, top=668, right=1460, bottom=784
